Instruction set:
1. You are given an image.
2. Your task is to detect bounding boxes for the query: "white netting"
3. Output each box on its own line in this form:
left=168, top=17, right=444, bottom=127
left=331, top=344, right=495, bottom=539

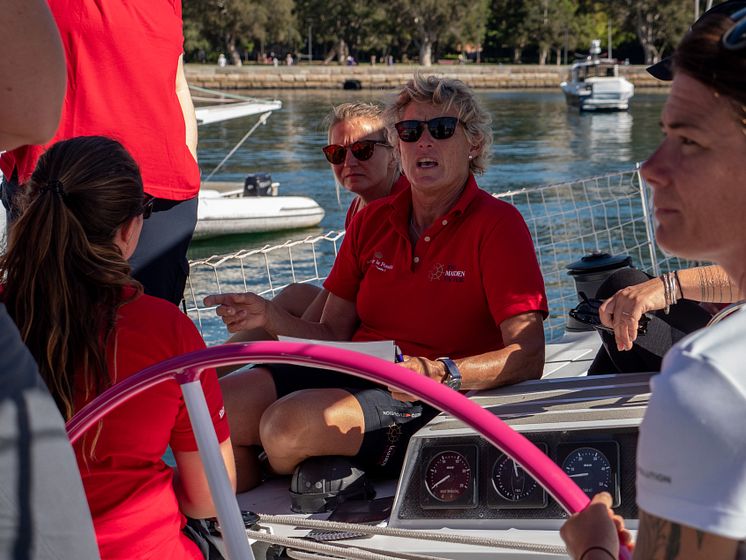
left=187, top=168, right=677, bottom=344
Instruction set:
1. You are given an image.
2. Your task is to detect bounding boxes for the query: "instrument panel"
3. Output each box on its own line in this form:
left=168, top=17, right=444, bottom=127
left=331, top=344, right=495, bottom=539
left=416, top=436, right=626, bottom=514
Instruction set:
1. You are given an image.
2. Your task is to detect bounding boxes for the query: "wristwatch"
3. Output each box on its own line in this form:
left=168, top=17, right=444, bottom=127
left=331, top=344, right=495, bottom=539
left=437, top=358, right=462, bottom=391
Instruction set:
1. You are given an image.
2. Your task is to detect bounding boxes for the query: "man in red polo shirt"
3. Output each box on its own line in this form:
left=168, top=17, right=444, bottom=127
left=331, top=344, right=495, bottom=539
left=0, top=0, right=199, bottom=306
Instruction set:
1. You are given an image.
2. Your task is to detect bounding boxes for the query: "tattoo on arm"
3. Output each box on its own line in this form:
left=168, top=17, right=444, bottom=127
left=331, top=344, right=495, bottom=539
left=636, top=511, right=683, bottom=559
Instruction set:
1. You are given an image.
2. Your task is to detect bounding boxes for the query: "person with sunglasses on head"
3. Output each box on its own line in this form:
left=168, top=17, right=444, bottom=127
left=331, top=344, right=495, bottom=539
left=207, top=75, right=547, bottom=492
left=0, top=136, right=235, bottom=559
left=222, top=103, right=407, bottom=353
left=561, top=2, right=746, bottom=558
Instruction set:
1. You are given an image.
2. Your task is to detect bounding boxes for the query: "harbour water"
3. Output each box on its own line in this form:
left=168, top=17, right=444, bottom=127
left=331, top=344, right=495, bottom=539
left=190, top=88, right=668, bottom=259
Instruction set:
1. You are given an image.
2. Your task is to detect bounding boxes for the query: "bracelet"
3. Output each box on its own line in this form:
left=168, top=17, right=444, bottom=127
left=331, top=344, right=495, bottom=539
left=673, top=270, right=684, bottom=300
left=660, top=272, right=679, bottom=314
left=660, top=274, right=671, bottom=315
left=579, top=546, right=617, bottom=560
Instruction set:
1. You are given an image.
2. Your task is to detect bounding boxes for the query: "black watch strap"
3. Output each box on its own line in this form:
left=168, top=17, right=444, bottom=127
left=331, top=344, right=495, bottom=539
left=437, top=358, right=462, bottom=391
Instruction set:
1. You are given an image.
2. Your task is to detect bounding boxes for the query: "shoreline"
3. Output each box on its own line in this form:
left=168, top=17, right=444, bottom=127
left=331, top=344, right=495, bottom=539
left=185, top=63, right=668, bottom=91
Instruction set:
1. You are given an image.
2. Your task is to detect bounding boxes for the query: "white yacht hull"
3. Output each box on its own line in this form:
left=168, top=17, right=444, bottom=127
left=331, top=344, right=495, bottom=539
left=561, top=77, right=634, bottom=111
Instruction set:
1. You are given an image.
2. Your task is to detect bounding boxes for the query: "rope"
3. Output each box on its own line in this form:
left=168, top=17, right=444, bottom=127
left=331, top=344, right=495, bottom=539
left=254, top=514, right=566, bottom=555
left=246, top=529, right=444, bottom=560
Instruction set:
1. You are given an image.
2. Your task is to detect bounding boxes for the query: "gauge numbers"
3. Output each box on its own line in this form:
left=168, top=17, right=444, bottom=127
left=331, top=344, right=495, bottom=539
left=421, top=446, right=478, bottom=509
left=489, top=442, right=548, bottom=509
left=559, top=442, right=620, bottom=506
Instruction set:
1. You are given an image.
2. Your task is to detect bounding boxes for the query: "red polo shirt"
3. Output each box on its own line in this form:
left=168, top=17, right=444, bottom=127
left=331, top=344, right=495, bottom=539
left=0, top=0, right=199, bottom=200
left=74, top=289, right=229, bottom=559
left=325, top=174, right=547, bottom=360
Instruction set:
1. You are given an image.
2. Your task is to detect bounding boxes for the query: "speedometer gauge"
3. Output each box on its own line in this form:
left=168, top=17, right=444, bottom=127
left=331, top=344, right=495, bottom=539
left=425, top=451, right=471, bottom=502
left=420, top=445, right=478, bottom=509
left=489, top=442, right=548, bottom=509
left=561, top=447, right=612, bottom=498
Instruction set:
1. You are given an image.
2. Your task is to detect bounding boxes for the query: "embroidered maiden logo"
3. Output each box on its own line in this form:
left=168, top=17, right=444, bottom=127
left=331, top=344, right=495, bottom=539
left=367, top=251, right=394, bottom=272
left=429, top=263, right=466, bottom=282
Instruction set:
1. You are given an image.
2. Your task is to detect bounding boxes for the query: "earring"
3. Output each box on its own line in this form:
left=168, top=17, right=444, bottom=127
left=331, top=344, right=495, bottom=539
left=468, top=155, right=473, bottom=160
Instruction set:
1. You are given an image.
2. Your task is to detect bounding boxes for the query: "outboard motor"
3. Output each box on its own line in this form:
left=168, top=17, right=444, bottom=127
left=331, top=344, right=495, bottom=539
left=243, top=173, right=273, bottom=197
left=566, top=251, right=632, bottom=331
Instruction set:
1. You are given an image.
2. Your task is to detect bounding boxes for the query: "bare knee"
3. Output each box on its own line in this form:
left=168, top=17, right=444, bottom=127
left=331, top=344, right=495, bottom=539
left=259, top=389, right=364, bottom=473
left=220, top=367, right=278, bottom=447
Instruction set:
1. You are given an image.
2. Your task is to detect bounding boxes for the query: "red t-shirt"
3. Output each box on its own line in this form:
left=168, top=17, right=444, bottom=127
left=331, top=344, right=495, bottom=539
left=325, top=175, right=548, bottom=359
left=0, top=0, right=199, bottom=200
left=74, top=289, right=229, bottom=559
left=343, top=176, right=410, bottom=229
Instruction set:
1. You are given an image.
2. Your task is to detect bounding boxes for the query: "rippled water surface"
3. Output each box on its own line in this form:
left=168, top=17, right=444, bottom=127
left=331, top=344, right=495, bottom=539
left=191, top=88, right=667, bottom=258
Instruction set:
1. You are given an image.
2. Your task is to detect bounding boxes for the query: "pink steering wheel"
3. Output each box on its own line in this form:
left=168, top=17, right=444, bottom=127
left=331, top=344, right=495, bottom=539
left=67, top=341, right=631, bottom=559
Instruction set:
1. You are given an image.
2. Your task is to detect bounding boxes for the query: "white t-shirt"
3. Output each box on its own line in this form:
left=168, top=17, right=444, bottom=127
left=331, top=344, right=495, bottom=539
left=636, top=307, right=746, bottom=540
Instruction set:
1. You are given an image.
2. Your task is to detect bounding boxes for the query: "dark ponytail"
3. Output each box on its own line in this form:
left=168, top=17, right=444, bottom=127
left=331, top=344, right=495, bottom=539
left=0, top=136, right=146, bottom=419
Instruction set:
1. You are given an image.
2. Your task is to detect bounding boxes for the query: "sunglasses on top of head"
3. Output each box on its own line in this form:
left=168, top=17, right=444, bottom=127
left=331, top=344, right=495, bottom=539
left=141, top=194, right=155, bottom=220
left=322, top=140, right=391, bottom=165
left=394, top=116, right=464, bottom=143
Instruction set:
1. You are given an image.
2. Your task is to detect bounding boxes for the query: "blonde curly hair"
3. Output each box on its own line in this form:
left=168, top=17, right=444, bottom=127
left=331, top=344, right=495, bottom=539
left=383, top=74, right=493, bottom=175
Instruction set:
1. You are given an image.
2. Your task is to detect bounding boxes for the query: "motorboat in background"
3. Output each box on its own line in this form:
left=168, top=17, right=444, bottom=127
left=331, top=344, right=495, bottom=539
left=192, top=86, right=324, bottom=240
left=560, top=40, right=634, bottom=112
left=195, top=173, right=325, bottom=240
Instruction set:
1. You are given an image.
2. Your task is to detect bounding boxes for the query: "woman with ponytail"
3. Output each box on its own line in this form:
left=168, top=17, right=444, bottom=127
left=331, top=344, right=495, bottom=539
left=0, top=136, right=235, bottom=559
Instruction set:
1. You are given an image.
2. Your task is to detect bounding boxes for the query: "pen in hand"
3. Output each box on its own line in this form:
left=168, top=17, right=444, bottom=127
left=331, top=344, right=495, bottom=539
left=395, top=345, right=404, bottom=363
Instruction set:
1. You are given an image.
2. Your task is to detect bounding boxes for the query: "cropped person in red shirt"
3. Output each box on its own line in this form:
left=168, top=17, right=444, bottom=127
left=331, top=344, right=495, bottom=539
left=208, top=75, right=547, bottom=492
left=0, top=136, right=234, bottom=559
left=0, top=0, right=199, bottom=306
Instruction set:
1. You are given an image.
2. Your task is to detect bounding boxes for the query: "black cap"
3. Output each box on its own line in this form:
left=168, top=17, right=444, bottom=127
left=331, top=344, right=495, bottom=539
left=646, top=0, right=746, bottom=81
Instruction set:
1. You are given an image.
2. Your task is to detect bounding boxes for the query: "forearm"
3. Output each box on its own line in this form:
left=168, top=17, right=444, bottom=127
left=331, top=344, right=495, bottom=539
left=678, top=265, right=741, bottom=303
left=0, top=0, right=66, bottom=149
left=454, top=341, right=544, bottom=391
left=264, top=299, right=349, bottom=341
left=175, top=54, right=198, bottom=160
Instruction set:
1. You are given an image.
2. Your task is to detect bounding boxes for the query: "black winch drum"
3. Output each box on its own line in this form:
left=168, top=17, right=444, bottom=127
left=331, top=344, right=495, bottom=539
left=566, top=252, right=632, bottom=331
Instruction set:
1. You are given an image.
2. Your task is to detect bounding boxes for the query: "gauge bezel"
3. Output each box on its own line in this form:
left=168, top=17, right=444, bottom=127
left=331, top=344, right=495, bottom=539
left=419, top=444, right=478, bottom=510
left=557, top=440, right=621, bottom=507
left=487, top=442, right=549, bottom=509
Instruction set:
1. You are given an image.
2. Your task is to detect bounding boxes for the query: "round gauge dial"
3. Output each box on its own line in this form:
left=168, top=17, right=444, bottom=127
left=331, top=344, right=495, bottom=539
left=492, top=453, right=539, bottom=501
left=561, top=446, right=612, bottom=498
left=424, top=450, right=472, bottom=503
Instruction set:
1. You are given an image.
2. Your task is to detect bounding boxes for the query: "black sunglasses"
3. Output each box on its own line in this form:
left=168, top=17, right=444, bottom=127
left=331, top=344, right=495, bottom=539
left=141, top=194, right=155, bottom=220
left=394, top=116, right=463, bottom=143
left=568, top=292, right=649, bottom=336
left=322, top=140, right=391, bottom=165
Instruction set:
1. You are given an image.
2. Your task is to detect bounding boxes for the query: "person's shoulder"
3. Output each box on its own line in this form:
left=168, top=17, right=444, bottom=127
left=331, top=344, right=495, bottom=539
left=667, top=307, right=746, bottom=381
left=121, top=291, right=194, bottom=329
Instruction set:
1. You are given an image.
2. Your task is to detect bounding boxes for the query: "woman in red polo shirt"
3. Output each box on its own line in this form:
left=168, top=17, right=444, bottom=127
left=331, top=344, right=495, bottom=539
left=208, top=75, right=548, bottom=493
left=0, top=136, right=234, bottom=559
left=224, top=102, right=406, bottom=350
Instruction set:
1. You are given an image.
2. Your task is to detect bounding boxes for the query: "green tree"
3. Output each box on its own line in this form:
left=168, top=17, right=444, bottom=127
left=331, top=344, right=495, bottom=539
left=295, top=0, right=384, bottom=63
left=486, top=0, right=534, bottom=63
left=184, top=0, right=298, bottom=65
left=387, top=0, right=488, bottom=65
left=615, top=0, right=690, bottom=64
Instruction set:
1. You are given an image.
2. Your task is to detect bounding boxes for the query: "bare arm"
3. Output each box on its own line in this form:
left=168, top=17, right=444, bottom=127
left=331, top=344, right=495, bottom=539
left=633, top=509, right=737, bottom=560
left=599, top=265, right=741, bottom=351
left=204, top=291, right=359, bottom=342
left=172, top=439, right=236, bottom=519
left=0, top=0, right=66, bottom=150
left=392, top=311, right=545, bottom=400
left=175, top=53, right=198, bottom=161
left=560, top=494, right=738, bottom=560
